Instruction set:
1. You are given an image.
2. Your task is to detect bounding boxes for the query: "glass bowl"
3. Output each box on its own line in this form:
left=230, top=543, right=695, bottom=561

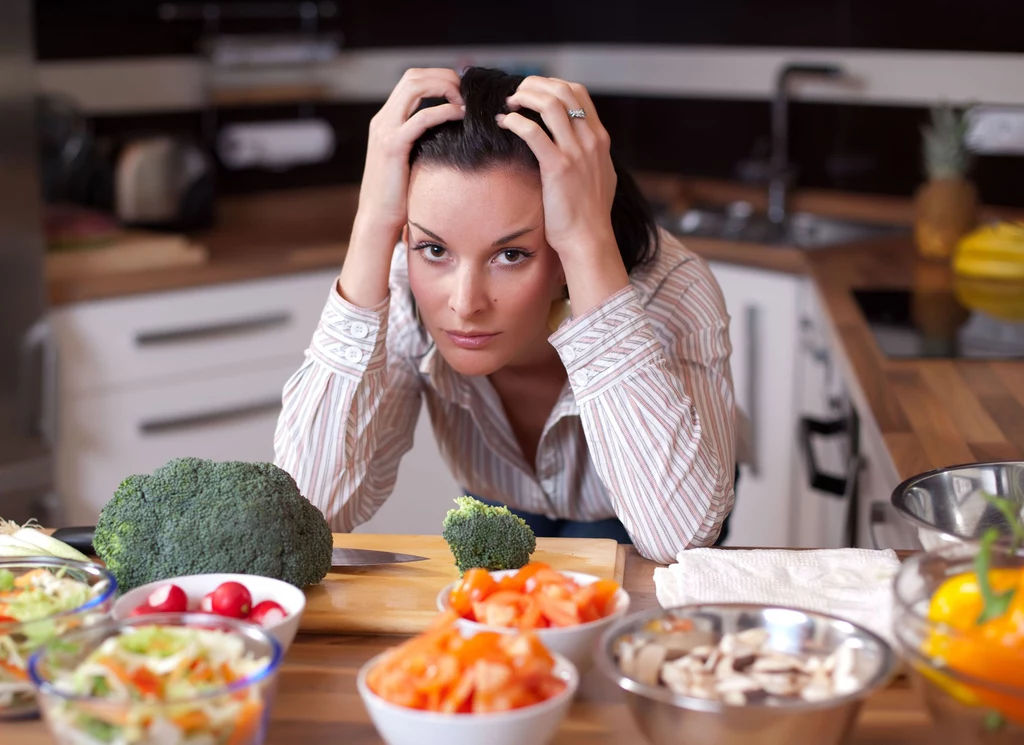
left=0, top=557, right=117, bottom=720
left=893, top=543, right=1024, bottom=743
left=28, top=612, right=282, bottom=745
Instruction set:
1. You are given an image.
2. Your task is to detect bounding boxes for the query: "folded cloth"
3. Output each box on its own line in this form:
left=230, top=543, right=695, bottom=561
left=653, top=548, right=901, bottom=645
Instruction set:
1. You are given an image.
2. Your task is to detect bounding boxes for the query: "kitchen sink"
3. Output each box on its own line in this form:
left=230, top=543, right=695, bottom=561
left=657, top=204, right=909, bottom=250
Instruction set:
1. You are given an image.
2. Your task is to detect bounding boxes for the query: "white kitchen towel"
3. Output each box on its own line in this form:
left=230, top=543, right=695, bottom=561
left=653, top=548, right=901, bottom=645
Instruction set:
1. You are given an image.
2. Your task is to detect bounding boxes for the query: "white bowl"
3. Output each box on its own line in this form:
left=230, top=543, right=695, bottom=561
left=112, top=573, right=305, bottom=651
left=357, top=649, right=578, bottom=745
left=436, top=569, right=630, bottom=672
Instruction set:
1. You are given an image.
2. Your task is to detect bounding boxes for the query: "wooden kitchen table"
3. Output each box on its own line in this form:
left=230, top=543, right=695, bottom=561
left=8, top=548, right=935, bottom=744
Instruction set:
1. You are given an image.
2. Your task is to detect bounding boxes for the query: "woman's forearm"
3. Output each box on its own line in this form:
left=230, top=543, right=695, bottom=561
left=338, top=214, right=401, bottom=308
left=558, top=230, right=631, bottom=319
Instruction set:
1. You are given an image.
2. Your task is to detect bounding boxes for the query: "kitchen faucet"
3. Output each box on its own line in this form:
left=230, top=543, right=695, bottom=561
left=768, top=62, right=845, bottom=225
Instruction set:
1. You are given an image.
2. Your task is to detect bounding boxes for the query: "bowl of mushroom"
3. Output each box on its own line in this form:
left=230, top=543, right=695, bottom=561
left=594, top=604, right=897, bottom=745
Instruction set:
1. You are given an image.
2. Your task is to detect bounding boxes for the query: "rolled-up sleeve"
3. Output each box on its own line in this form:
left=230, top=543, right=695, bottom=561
left=550, top=271, right=736, bottom=563
left=274, top=280, right=424, bottom=531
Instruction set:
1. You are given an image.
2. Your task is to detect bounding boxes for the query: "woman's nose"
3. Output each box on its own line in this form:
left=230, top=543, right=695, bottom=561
left=449, top=267, right=489, bottom=319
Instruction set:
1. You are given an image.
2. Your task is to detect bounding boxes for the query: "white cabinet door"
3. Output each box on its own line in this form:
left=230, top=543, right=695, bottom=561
left=52, top=270, right=338, bottom=395
left=57, top=363, right=295, bottom=524
left=708, top=262, right=802, bottom=548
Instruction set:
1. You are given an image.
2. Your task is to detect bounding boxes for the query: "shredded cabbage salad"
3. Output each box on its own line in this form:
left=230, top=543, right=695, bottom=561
left=44, top=626, right=271, bottom=745
left=0, top=567, right=109, bottom=711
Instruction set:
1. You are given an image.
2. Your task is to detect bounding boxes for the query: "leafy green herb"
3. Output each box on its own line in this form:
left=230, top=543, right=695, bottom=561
left=0, top=569, right=13, bottom=592
left=975, top=492, right=1024, bottom=624
left=984, top=710, right=1006, bottom=733
left=79, top=716, right=118, bottom=743
left=974, top=528, right=1013, bottom=623
left=90, top=675, right=111, bottom=696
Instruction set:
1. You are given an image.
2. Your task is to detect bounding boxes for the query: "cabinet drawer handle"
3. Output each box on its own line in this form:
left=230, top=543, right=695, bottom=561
left=744, top=304, right=760, bottom=477
left=139, top=398, right=282, bottom=435
left=799, top=413, right=860, bottom=497
left=134, top=312, right=291, bottom=347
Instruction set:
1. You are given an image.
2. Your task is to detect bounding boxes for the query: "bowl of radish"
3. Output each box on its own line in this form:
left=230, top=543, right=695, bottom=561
left=112, top=573, right=305, bottom=651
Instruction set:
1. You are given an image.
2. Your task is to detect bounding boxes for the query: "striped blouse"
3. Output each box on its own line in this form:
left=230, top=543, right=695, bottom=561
left=274, top=229, right=736, bottom=564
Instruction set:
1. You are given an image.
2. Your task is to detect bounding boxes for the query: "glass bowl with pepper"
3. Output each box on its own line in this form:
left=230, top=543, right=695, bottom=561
left=893, top=495, right=1024, bottom=743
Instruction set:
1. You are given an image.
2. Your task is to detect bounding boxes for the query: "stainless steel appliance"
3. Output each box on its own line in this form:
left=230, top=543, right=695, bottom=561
left=0, top=0, right=55, bottom=523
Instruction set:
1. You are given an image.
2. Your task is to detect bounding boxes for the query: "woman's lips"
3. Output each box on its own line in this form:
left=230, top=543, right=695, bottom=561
left=445, top=331, right=499, bottom=349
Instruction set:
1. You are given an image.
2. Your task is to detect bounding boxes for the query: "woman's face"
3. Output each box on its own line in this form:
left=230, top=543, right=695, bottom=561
left=406, top=164, right=565, bottom=377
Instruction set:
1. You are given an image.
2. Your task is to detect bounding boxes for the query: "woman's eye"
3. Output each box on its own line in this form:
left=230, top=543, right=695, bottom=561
left=417, top=244, right=447, bottom=261
left=495, top=249, right=529, bottom=266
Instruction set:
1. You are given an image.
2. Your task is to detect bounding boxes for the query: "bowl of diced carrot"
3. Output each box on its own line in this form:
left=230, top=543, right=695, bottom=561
left=436, top=562, right=630, bottom=671
left=358, top=611, right=578, bottom=745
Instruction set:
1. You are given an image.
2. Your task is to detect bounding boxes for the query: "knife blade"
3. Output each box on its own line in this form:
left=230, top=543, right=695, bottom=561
left=332, top=547, right=428, bottom=566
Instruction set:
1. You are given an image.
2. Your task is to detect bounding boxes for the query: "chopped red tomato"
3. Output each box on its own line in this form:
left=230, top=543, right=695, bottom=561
left=447, top=562, right=621, bottom=630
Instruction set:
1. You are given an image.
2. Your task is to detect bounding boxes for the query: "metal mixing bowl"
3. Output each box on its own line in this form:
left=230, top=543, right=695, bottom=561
left=890, top=461, right=1024, bottom=550
left=595, top=604, right=896, bottom=745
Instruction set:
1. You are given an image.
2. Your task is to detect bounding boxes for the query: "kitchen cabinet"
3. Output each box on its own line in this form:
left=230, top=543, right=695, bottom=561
left=707, top=262, right=802, bottom=548
left=52, top=271, right=461, bottom=529
left=788, top=283, right=915, bottom=551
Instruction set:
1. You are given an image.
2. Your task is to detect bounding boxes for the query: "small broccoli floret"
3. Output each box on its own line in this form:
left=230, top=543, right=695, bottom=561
left=442, top=496, right=536, bottom=574
left=94, top=457, right=333, bottom=591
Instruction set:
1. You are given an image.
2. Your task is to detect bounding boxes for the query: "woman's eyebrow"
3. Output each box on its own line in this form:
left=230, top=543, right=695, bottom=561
left=491, top=226, right=538, bottom=246
left=408, top=221, right=446, bottom=244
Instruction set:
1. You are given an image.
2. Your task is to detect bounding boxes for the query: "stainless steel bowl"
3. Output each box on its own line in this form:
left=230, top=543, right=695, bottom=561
left=595, top=604, right=896, bottom=745
left=890, top=461, right=1024, bottom=550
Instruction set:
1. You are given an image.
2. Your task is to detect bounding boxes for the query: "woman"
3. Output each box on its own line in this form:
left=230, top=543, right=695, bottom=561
left=274, top=67, right=736, bottom=564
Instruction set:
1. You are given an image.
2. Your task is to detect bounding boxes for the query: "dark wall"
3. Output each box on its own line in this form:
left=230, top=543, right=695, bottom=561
left=35, top=0, right=1024, bottom=58
left=37, top=1, right=1024, bottom=207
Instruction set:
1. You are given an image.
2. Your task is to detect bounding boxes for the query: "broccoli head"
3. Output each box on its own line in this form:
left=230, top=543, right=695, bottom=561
left=94, top=457, right=333, bottom=591
left=442, top=496, right=536, bottom=574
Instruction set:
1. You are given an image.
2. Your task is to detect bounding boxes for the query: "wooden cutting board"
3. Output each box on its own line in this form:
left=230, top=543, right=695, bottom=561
left=300, top=534, right=625, bottom=636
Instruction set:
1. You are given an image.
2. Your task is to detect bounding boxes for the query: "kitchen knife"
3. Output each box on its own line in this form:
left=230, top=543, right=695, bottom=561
left=50, top=527, right=428, bottom=567
left=331, top=547, right=428, bottom=566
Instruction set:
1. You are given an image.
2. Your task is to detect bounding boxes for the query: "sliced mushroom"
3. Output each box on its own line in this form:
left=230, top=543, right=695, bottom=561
left=634, top=642, right=668, bottom=687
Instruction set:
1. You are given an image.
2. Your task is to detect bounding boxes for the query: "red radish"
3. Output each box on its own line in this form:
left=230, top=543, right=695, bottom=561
left=248, top=600, right=287, bottom=627
left=200, top=593, right=214, bottom=613
left=146, top=584, right=188, bottom=613
left=129, top=604, right=157, bottom=617
left=208, top=581, right=252, bottom=619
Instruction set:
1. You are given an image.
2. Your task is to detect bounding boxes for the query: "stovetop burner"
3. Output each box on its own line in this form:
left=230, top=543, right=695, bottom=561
left=853, top=289, right=1024, bottom=360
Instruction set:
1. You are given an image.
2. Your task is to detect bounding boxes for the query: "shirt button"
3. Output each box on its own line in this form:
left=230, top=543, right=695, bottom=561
left=344, top=347, right=363, bottom=363
left=350, top=321, right=369, bottom=339
left=562, top=345, right=576, bottom=363
left=573, top=369, right=590, bottom=388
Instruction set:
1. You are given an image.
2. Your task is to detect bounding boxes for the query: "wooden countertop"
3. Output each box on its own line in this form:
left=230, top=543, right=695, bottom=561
left=808, top=239, right=1024, bottom=482
left=9, top=547, right=935, bottom=745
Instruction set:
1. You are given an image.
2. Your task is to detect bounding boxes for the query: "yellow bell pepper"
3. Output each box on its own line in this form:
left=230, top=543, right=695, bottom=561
left=924, top=567, right=1024, bottom=724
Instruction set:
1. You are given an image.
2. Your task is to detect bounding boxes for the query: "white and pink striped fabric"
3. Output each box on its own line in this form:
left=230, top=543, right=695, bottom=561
left=274, top=230, right=736, bottom=564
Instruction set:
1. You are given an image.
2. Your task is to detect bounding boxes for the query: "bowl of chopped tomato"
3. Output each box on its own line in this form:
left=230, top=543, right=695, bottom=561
left=358, top=611, right=578, bottom=745
left=436, top=562, right=630, bottom=671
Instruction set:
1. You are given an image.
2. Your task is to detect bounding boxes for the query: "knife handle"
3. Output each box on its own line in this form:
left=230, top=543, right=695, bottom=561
left=50, top=526, right=97, bottom=557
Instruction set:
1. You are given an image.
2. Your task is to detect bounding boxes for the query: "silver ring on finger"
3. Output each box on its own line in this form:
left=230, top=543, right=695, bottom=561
left=567, top=108, right=587, bottom=120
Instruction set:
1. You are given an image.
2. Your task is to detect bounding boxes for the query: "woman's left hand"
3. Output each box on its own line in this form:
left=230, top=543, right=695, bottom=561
left=498, top=77, right=619, bottom=262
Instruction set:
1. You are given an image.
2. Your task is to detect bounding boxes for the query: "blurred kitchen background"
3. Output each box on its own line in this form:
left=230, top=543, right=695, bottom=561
left=3, top=0, right=1023, bottom=548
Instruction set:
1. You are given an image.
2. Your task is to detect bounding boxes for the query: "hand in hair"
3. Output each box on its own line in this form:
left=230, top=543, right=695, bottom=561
left=340, top=68, right=465, bottom=308
left=498, top=77, right=630, bottom=317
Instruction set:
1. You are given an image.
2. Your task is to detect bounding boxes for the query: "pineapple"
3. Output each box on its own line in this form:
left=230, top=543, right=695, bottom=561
left=914, top=105, right=979, bottom=261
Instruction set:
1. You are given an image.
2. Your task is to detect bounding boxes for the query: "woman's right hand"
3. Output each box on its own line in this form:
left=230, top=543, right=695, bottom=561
left=356, top=68, right=465, bottom=234
left=341, top=68, right=464, bottom=308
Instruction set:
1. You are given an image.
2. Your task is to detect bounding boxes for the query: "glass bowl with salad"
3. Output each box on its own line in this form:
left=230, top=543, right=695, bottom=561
left=0, top=557, right=117, bottom=720
left=28, top=613, right=283, bottom=745
left=893, top=538, right=1024, bottom=743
